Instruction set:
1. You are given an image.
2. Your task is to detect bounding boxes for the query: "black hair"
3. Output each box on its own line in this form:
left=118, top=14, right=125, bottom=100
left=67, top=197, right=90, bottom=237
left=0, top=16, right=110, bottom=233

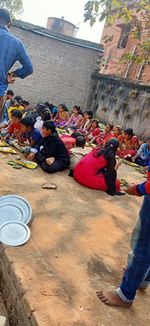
left=92, top=119, right=99, bottom=128
left=0, top=8, right=11, bottom=24
left=14, top=96, right=23, bottom=102
left=21, top=117, right=34, bottom=128
left=124, top=128, right=134, bottom=137
left=37, top=104, right=48, bottom=114
left=43, top=120, right=56, bottom=133
left=41, top=110, right=51, bottom=121
left=107, top=123, right=114, bottom=130
left=58, top=104, right=68, bottom=111
left=11, top=110, right=22, bottom=120
left=21, top=100, right=30, bottom=107
left=85, top=111, right=93, bottom=119
left=95, top=138, right=119, bottom=159
left=74, top=105, right=81, bottom=114
left=10, top=99, right=16, bottom=106
left=76, top=136, right=86, bottom=147
left=7, top=90, right=14, bottom=96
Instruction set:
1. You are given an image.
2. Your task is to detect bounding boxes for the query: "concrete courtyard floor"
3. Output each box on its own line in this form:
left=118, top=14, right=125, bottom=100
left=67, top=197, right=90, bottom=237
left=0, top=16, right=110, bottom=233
left=0, top=153, right=150, bottom=326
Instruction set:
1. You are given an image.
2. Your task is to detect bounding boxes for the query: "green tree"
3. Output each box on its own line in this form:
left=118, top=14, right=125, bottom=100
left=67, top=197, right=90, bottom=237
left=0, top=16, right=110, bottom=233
left=0, top=0, right=23, bottom=19
left=84, top=0, right=150, bottom=67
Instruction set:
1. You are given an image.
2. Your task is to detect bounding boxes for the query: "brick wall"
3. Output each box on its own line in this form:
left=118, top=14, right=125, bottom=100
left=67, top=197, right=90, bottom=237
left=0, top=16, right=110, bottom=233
left=10, top=23, right=102, bottom=111
left=99, top=17, right=150, bottom=83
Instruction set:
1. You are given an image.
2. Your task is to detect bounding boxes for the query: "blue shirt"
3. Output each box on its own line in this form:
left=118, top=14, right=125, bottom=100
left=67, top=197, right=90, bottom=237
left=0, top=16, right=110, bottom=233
left=137, top=143, right=150, bottom=161
left=0, top=25, right=33, bottom=96
left=26, top=128, right=42, bottom=144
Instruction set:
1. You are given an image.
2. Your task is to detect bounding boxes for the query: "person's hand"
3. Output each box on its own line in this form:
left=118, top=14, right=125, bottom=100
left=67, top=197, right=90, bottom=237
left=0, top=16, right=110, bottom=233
left=144, top=166, right=148, bottom=172
left=7, top=73, right=15, bottom=84
left=27, top=153, right=35, bottom=161
left=46, top=157, right=55, bottom=166
left=125, top=185, right=135, bottom=195
left=14, top=129, right=20, bottom=137
left=117, top=158, right=122, bottom=167
left=132, top=156, right=136, bottom=162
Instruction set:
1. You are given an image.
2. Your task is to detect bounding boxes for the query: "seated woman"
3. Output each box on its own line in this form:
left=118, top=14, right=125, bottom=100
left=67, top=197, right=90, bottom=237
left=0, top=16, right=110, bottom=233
left=54, top=104, right=69, bottom=127
left=64, top=105, right=83, bottom=130
left=34, top=109, right=51, bottom=133
left=113, top=125, right=124, bottom=143
left=117, top=128, right=139, bottom=159
left=77, top=111, right=93, bottom=134
left=44, top=102, right=58, bottom=119
left=132, top=137, right=150, bottom=166
left=86, top=119, right=100, bottom=144
left=74, top=138, right=124, bottom=196
left=28, top=121, right=70, bottom=173
left=100, top=124, right=114, bottom=145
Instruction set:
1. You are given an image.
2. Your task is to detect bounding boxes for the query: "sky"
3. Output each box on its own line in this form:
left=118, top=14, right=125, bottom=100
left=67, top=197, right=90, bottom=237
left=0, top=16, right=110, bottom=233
left=21, top=0, right=104, bottom=43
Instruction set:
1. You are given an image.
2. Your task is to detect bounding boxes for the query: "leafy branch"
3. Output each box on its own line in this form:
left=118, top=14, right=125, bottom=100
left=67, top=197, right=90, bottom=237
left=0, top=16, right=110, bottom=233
left=84, top=0, right=150, bottom=68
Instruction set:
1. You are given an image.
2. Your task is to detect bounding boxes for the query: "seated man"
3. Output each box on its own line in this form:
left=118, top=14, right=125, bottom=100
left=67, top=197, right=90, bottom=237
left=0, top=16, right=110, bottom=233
left=28, top=121, right=70, bottom=173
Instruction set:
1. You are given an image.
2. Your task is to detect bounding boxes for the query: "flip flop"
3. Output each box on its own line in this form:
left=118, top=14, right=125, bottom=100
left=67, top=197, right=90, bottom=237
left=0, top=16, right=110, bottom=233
left=42, top=183, right=57, bottom=190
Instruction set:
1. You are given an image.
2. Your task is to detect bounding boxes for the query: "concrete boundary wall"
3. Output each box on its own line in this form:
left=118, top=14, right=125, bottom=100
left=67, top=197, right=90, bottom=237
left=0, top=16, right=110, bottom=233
left=90, top=72, right=150, bottom=138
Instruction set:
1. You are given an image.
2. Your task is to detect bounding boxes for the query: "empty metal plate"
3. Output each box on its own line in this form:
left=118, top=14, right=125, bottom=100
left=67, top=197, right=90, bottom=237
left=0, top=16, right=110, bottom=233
left=0, top=195, right=32, bottom=224
left=0, top=203, right=25, bottom=226
left=0, top=221, right=30, bottom=246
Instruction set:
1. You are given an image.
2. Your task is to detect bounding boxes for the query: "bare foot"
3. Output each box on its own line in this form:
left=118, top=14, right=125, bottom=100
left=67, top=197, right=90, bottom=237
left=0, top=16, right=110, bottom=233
left=97, top=290, right=132, bottom=308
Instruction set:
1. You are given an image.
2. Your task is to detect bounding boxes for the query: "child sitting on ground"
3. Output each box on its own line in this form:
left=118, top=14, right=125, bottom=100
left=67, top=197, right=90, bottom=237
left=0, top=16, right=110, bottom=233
left=34, top=109, right=51, bottom=133
left=8, top=100, right=25, bottom=120
left=54, top=104, right=69, bottom=128
left=27, top=121, right=70, bottom=173
left=18, top=117, right=42, bottom=147
left=8, top=110, right=22, bottom=137
left=69, top=136, right=91, bottom=177
left=86, top=119, right=101, bottom=144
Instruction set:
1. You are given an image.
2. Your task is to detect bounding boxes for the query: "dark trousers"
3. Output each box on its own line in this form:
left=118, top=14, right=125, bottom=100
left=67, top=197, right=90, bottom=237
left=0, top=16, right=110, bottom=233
left=36, top=153, right=69, bottom=173
left=40, top=160, right=67, bottom=173
left=105, top=170, right=117, bottom=195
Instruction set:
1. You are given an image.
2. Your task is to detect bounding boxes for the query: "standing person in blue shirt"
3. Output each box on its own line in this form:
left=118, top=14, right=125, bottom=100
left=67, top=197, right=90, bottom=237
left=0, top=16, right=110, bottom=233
left=0, top=8, right=33, bottom=120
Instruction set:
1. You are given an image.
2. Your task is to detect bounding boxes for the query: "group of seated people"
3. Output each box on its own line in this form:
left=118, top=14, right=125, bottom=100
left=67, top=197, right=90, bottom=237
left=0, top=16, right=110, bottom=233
left=0, top=90, right=149, bottom=197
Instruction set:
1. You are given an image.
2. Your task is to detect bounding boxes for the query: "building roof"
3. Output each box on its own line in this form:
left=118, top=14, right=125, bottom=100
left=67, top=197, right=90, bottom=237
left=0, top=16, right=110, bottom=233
left=13, top=20, right=104, bottom=53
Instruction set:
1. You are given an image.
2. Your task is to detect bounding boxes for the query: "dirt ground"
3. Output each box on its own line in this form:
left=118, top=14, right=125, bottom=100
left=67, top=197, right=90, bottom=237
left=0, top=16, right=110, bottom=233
left=0, top=152, right=150, bottom=326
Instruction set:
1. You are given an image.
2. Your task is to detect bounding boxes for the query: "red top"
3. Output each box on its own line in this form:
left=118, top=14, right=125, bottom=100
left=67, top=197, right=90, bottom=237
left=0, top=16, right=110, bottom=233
left=112, top=133, right=124, bottom=143
left=8, top=122, right=21, bottom=135
left=74, top=149, right=108, bottom=190
left=101, top=132, right=113, bottom=145
left=92, top=128, right=100, bottom=137
left=124, top=135, right=139, bottom=150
